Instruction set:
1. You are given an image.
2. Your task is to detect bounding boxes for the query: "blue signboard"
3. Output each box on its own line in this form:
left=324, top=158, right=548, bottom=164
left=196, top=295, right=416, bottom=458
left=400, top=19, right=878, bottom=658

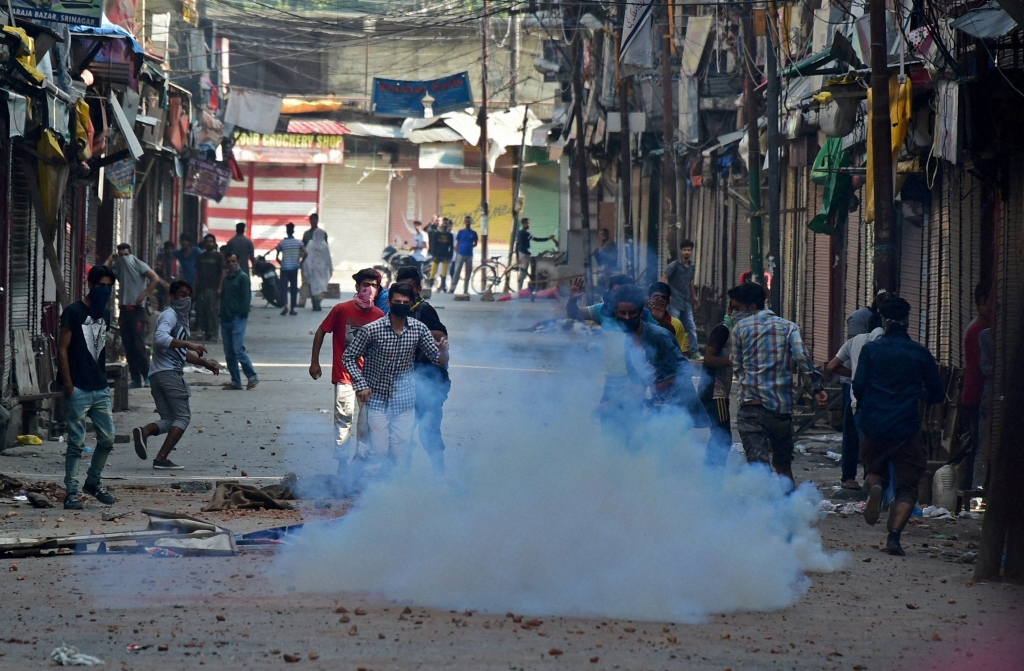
left=372, top=72, right=474, bottom=118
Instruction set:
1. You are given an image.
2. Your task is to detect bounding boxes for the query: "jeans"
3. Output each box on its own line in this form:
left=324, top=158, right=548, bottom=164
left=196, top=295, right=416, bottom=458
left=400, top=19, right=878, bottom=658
left=737, top=405, right=794, bottom=472
left=841, top=384, right=862, bottom=482
left=119, top=306, right=149, bottom=384
left=670, top=302, right=699, bottom=354
left=414, top=365, right=450, bottom=465
left=279, top=269, right=299, bottom=309
left=517, top=253, right=532, bottom=290
left=452, top=254, right=473, bottom=293
left=367, top=408, right=416, bottom=475
left=65, top=388, right=115, bottom=495
left=196, top=287, right=220, bottom=339
left=220, top=317, right=258, bottom=388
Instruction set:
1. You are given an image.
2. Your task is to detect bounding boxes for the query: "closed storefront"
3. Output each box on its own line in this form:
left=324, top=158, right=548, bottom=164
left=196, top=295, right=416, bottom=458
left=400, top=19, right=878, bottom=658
left=320, top=164, right=390, bottom=274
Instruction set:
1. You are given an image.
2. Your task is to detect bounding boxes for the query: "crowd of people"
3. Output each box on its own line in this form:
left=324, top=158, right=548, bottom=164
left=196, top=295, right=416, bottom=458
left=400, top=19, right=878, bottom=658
left=58, top=217, right=954, bottom=559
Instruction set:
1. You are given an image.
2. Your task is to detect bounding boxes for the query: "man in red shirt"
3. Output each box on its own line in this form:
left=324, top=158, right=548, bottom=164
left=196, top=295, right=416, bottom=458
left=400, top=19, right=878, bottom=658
left=310, top=269, right=384, bottom=486
left=962, top=283, right=992, bottom=489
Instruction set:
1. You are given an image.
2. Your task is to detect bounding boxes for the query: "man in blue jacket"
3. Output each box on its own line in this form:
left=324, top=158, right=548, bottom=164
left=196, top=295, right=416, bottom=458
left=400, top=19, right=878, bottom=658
left=854, top=296, right=944, bottom=556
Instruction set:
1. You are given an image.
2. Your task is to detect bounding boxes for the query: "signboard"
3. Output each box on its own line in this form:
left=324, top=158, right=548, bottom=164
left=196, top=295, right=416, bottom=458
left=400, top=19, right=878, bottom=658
left=106, top=158, right=135, bottom=199
left=372, top=73, right=473, bottom=118
left=232, top=132, right=344, bottom=164
left=184, top=157, right=232, bottom=203
left=418, top=143, right=463, bottom=169
left=11, top=0, right=103, bottom=26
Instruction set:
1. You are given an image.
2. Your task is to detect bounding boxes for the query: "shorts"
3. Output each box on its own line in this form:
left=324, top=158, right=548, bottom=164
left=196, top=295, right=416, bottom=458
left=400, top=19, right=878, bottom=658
left=860, top=431, right=926, bottom=506
left=736, top=404, right=794, bottom=472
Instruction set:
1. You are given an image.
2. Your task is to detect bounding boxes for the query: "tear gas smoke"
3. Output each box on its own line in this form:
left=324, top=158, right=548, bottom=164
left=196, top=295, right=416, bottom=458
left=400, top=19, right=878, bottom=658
left=276, top=321, right=843, bottom=622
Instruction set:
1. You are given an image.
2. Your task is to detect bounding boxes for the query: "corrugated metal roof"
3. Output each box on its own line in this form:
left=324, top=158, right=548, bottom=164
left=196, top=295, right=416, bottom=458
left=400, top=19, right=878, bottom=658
left=342, top=121, right=404, bottom=139
left=285, top=119, right=350, bottom=135
left=405, top=127, right=464, bottom=144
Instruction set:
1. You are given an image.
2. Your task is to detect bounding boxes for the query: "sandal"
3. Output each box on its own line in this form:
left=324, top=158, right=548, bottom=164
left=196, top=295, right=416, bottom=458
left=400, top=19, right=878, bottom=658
left=221, top=383, right=243, bottom=390
left=841, top=480, right=862, bottom=490
left=246, top=380, right=260, bottom=390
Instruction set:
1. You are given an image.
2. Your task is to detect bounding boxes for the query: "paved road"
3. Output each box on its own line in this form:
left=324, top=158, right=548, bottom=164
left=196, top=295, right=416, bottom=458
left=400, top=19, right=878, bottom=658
left=1, top=292, right=1021, bottom=670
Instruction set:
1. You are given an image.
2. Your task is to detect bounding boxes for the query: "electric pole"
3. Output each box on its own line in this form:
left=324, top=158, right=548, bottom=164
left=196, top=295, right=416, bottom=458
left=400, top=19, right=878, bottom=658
left=766, top=5, right=781, bottom=312
left=510, top=8, right=520, bottom=107
left=742, top=12, right=763, bottom=284
left=661, top=0, right=677, bottom=252
left=572, top=32, right=594, bottom=298
left=480, top=0, right=491, bottom=268
left=869, top=0, right=896, bottom=292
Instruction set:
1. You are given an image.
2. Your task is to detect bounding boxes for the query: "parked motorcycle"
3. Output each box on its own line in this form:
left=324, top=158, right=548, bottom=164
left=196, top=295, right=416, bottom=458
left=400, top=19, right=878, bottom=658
left=252, top=254, right=283, bottom=307
left=375, top=245, right=425, bottom=287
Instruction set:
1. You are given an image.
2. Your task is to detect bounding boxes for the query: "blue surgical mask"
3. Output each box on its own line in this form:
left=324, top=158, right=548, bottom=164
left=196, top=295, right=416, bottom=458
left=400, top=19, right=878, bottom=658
left=87, top=285, right=112, bottom=319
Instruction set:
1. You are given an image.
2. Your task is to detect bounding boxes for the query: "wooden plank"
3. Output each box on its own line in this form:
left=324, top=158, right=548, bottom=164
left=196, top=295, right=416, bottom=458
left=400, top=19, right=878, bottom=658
left=12, top=330, right=38, bottom=396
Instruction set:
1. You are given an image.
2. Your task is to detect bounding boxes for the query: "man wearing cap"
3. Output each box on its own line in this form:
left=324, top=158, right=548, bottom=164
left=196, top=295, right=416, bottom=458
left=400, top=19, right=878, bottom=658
left=309, top=269, right=384, bottom=489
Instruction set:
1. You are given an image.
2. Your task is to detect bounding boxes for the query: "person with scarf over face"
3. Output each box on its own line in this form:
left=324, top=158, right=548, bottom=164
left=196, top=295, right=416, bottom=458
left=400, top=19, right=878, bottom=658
left=132, top=280, right=221, bottom=470
left=310, top=269, right=384, bottom=490
left=57, top=265, right=119, bottom=509
left=303, top=227, right=333, bottom=312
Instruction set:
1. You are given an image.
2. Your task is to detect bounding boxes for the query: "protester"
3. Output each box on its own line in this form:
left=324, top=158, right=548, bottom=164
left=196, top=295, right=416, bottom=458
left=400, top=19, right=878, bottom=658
left=566, top=274, right=655, bottom=443
left=57, top=265, right=118, bottom=509
left=107, top=243, right=163, bottom=388
left=698, top=308, right=739, bottom=467
left=847, top=289, right=887, bottom=337
left=428, top=218, right=454, bottom=292
left=730, top=282, right=828, bottom=485
left=611, top=284, right=708, bottom=440
left=132, top=280, right=221, bottom=470
left=195, top=233, right=226, bottom=342
left=154, top=239, right=177, bottom=309
left=660, top=240, right=700, bottom=359
left=647, top=282, right=689, bottom=354
left=451, top=216, right=478, bottom=294
left=825, top=322, right=885, bottom=489
left=173, top=234, right=202, bottom=285
left=411, top=220, right=428, bottom=264
left=395, top=267, right=450, bottom=476
left=303, top=227, right=333, bottom=312
left=514, top=218, right=555, bottom=291
left=854, top=296, right=944, bottom=556
left=276, top=222, right=305, bottom=316
left=309, top=269, right=385, bottom=485
left=962, top=284, right=992, bottom=489
left=224, top=222, right=256, bottom=276
left=219, top=253, right=259, bottom=391
left=299, top=213, right=326, bottom=308
left=592, top=227, right=619, bottom=284
left=343, top=283, right=449, bottom=476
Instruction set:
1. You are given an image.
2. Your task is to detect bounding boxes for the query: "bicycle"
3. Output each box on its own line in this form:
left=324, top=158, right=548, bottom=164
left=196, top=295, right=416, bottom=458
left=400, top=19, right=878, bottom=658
left=469, top=256, right=524, bottom=294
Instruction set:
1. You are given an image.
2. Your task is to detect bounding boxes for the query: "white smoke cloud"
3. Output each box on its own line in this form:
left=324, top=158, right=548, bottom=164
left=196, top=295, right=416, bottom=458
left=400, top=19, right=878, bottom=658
left=275, top=330, right=844, bottom=622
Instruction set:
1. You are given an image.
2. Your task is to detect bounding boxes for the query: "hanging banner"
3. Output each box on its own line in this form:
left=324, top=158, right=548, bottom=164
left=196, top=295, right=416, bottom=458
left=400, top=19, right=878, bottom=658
left=372, top=72, right=473, bottom=118
left=184, top=157, right=232, bottom=203
left=619, top=0, right=655, bottom=64
left=11, top=0, right=103, bottom=26
left=419, top=143, right=464, bottom=169
left=106, top=157, right=135, bottom=199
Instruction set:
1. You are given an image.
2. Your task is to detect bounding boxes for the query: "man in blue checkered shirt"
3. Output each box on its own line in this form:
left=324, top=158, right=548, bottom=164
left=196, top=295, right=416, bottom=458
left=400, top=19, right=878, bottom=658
left=730, top=282, right=828, bottom=486
left=343, top=282, right=449, bottom=474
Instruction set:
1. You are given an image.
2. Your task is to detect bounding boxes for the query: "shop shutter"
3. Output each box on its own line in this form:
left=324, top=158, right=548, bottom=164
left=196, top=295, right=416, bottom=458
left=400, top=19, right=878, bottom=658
left=844, top=204, right=862, bottom=334
left=733, top=192, right=751, bottom=286
left=1, top=139, right=10, bottom=400
left=810, top=226, right=832, bottom=364
left=8, top=165, right=41, bottom=337
left=207, top=164, right=321, bottom=255
left=319, top=165, right=390, bottom=273
left=900, top=211, right=924, bottom=343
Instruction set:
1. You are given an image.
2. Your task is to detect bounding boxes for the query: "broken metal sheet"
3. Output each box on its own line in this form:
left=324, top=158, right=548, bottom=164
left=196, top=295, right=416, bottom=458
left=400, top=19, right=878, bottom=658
left=950, top=2, right=1018, bottom=39
left=681, top=15, right=714, bottom=77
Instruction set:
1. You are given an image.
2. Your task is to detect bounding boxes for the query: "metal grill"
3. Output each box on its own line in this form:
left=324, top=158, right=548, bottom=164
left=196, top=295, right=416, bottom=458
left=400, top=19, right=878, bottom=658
left=8, top=164, right=41, bottom=337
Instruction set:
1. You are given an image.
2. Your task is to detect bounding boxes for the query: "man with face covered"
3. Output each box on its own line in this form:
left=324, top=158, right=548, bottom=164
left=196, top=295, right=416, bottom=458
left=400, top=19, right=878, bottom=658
left=195, top=233, right=226, bottom=342
left=58, top=265, right=118, bottom=509
left=343, top=283, right=449, bottom=476
left=132, top=280, right=221, bottom=470
left=107, top=243, right=165, bottom=388
left=310, top=269, right=385, bottom=485
left=219, top=253, right=259, bottom=390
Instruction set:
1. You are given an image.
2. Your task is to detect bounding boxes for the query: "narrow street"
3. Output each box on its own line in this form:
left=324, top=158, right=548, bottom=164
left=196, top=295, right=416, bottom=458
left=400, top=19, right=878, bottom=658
left=2, top=295, right=1021, bottom=670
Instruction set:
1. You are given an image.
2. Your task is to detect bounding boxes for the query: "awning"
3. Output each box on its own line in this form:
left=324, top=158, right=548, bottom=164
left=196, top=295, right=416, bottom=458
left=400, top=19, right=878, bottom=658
left=68, top=14, right=143, bottom=55
left=950, top=2, right=1019, bottom=39
left=285, top=118, right=350, bottom=135
left=342, top=121, right=404, bottom=139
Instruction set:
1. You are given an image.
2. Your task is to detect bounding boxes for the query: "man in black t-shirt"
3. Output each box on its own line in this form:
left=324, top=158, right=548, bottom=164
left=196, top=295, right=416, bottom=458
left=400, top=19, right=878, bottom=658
left=514, top=218, right=555, bottom=291
left=57, top=265, right=119, bottom=510
left=396, top=267, right=450, bottom=475
left=195, top=233, right=226, bottom=342
left=428, top=218, right=455, bottom=292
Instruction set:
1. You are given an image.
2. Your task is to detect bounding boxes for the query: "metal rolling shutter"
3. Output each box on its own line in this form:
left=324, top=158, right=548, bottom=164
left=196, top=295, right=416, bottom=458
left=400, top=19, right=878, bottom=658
left=844, top=204, right=862, bottom=332
left=9, top=166, right=41, bottom=337
left=900, top=210, right=924, bottom=343
left=319, top=165, right=390, bottom=274
left=810, top=226, right=832, bottom=364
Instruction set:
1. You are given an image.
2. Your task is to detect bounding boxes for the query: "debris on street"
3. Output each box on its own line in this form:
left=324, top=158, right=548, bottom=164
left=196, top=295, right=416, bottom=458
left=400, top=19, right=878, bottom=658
left=50, top=644, right=104, bottom=666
